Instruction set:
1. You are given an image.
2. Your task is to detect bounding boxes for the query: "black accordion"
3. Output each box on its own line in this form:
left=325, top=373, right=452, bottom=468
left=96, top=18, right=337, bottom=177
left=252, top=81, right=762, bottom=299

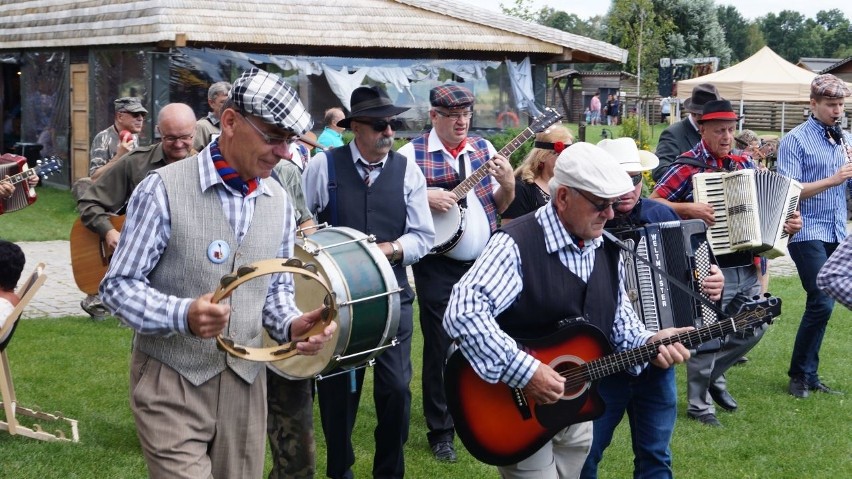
left=613, top=220, right=720, bottom=335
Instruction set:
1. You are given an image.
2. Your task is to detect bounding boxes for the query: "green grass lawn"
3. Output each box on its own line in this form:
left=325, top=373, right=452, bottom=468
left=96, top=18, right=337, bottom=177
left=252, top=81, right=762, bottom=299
left=1, top=276, right=850, bottom=478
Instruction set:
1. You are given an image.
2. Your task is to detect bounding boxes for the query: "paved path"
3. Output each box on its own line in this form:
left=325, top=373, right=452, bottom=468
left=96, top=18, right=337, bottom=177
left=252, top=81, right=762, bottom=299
left=15, top=239, right=803, bottom=320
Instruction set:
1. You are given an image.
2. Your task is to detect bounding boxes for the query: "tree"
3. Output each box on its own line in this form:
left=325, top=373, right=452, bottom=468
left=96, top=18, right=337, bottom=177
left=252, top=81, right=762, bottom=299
left=662, top=0, right=732, bottom=67
left=606, top=0, right=673, bottom=96
left=814, top=9, right=852, bottom=58
left=758, top=11, right=821, bottom=62
left=499, top=0, right=536, bottom=22
left=716, top=5, right=751, bottom=63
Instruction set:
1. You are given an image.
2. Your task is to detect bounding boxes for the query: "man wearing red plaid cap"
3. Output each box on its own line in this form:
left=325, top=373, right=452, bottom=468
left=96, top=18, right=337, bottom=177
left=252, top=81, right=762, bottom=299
left=777, top=73, right=851, bottom=399
left=398, top=84, right=515, bottom=462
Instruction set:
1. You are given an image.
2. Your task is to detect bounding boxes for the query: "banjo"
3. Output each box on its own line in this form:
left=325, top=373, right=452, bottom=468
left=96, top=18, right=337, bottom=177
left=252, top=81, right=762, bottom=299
left=431, top=109, right=563, bottom=255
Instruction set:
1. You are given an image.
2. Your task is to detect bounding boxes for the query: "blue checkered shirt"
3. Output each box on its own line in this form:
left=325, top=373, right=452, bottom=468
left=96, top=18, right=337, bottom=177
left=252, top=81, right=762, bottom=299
left=100, top=151, right=301, bottom=342
left=777, top=116, right=852, bottom=244
left=443, top=202, right=654, bottom=389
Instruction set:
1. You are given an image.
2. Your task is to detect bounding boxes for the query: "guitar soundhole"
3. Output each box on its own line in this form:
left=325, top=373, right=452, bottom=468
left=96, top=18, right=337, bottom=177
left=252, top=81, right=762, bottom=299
left=550, top=355, right=589, bottom=400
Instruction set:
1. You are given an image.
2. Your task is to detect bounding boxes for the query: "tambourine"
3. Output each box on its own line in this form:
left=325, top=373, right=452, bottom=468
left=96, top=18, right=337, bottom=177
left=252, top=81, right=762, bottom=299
left=212, top=258, right=336, bottom=362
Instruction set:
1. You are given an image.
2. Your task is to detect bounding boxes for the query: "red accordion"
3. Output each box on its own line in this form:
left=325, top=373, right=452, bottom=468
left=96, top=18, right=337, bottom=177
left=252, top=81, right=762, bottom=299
left=0, top=153, right=38, bottom=214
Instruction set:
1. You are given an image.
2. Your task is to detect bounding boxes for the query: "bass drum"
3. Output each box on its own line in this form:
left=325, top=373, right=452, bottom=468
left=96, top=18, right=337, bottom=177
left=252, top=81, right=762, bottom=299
left=266, top=226, right=401, bottom=379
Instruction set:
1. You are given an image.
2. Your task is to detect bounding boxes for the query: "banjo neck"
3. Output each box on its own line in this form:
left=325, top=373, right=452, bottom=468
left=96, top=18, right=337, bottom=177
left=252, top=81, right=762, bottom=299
left=449, top=123, right=547, bottom=201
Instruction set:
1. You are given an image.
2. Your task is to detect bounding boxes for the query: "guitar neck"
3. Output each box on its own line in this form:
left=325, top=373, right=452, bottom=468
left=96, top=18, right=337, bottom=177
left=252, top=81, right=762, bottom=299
left=1, top=168, right=37, bottom=187
left=582, top=310, right=764, bottom=382
left=449, top=127, right=537, bottom=199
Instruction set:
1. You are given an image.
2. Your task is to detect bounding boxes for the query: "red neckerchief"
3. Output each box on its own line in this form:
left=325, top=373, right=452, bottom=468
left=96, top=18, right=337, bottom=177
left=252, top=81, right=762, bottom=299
left=445, top=138, right=468, bottom=160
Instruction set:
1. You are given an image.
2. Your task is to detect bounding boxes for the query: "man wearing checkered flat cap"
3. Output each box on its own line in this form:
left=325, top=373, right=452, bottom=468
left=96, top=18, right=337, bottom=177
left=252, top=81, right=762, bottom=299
left=397, top=84, right=516, bottom=462
left=99, top=68, right=336, bottom=478
left=778, top=73, right=852, bottom=399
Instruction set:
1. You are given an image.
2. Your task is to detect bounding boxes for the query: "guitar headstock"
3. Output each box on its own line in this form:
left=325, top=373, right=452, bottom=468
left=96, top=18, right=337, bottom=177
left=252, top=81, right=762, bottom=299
left=529, top=108, right=563, bottom=135
left=734, top=294, right=782, bottom=329
left=36, top=156, right=63, bottom=179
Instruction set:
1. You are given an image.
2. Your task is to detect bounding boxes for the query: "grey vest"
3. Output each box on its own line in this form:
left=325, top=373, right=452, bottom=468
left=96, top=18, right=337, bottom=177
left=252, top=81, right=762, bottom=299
left=134, top=157, right=286, bottom=386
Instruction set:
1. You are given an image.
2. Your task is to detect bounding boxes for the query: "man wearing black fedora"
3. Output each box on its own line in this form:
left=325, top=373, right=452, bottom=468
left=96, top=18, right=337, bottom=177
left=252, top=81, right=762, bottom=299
left=302, top=85, right=435, bottom=479
left=651, top=83, right=721, bottom=182
left=650, top=99, right=802, bottom=427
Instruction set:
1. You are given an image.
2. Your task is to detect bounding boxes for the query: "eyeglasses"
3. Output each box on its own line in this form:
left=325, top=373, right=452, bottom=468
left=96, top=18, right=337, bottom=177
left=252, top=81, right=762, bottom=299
left=162, top=134, right=194, bottom=144
left=237, top=112, right=299, bottom=146
left=122, top=111, right=146, bottom=119
left=434, top=109, right=473, bottom=121
left=575, top=188, right=620, bottom=212
left=630, top=174, right=643, bottom=186
left=352, top=118, right=404, bottom=132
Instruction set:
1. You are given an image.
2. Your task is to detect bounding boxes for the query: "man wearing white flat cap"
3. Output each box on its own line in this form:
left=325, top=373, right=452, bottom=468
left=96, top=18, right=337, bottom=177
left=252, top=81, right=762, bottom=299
left=444, top=142, right=693, bottom=478
left=582, top=138, right=724, bottom=479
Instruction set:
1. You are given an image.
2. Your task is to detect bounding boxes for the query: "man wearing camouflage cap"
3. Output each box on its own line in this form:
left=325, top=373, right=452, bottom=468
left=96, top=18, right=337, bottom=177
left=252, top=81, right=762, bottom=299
left=99, top=68, right=336, bottom=478
left=778, top=73, right=852, bottom=399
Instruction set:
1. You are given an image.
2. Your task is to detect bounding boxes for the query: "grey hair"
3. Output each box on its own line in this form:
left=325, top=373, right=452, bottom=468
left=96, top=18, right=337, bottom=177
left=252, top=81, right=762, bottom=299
left=208, top=81, right=232, bottom=101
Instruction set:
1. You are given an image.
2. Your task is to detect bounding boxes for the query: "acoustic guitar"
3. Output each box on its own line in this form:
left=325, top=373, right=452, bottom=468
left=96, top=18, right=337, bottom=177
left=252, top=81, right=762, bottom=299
left=69, top=215, right=125, bottom=294
left=444, top=296, right=781, bottom=466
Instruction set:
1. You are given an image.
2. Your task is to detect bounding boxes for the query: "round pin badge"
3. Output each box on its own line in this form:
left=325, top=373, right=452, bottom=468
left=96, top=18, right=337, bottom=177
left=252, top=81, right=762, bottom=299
left=208, top=240, right=230, bottom=264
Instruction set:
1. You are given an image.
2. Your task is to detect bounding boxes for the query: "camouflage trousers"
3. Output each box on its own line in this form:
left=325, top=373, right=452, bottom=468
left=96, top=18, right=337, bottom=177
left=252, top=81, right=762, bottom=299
left=267, top=370, right=315, bottom=479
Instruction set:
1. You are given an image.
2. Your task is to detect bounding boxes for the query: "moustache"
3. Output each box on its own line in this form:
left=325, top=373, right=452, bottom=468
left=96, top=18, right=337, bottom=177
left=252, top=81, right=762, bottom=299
left=376, top=137, right=394, bottom=149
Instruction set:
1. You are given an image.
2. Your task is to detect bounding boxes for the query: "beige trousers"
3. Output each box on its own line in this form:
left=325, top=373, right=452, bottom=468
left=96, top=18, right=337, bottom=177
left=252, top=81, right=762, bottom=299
left=498, top=421, right=593, bottom=479
left=130, top=349, right=267, bottom=478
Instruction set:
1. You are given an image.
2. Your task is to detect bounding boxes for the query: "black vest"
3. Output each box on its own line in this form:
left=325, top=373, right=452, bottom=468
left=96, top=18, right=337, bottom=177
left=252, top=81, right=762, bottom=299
left=496, top=211, right=620, bottom=343
left=318, top=145, right=408, bottom=283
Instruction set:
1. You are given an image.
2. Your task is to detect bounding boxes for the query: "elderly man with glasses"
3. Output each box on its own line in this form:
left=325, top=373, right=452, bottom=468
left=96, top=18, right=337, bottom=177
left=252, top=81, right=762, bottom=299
left=99, top=68, right=336, bottom=479
left=397, top=83, right=515, bottom=463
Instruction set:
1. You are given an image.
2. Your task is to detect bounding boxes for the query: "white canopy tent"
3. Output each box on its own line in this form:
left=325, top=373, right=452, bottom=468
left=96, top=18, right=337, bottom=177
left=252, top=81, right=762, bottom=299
left=675, top=46, right=817, bottom=131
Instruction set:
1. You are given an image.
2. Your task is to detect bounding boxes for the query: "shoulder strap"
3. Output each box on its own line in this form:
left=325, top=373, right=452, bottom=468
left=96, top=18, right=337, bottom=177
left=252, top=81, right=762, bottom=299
left=671, top=155, right=726, bottom=172
left=325, top=149, right=338, bottom=226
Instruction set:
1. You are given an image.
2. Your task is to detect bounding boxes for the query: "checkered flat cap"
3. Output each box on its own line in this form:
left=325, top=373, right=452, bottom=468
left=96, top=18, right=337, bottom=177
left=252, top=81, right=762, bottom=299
left=231, top=68, right=313, bottom=136
left=430, top=84, right=475, bottom=108
left=811, top=74, right=851, bottom=99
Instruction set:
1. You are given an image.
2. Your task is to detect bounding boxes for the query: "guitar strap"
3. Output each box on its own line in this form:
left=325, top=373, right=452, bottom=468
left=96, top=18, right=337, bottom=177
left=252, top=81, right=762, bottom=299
left=602, top=230, right=727, bottom=319
left=454, top=149, right=468, bottom=208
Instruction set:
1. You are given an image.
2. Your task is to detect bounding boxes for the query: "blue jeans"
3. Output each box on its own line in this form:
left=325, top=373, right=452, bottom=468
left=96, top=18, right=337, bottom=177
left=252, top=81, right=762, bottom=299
left=580, top=366, right=676, bottom=479
left=788, top=240, right=838, bottom=385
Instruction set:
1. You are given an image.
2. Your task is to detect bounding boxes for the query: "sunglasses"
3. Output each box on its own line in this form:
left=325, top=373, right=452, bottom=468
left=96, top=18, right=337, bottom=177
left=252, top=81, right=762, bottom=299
left=122, top=111, right=146, bottom=119
left=353, top=118, right=404, bottom=132
left=630, top=174, right=643, bottom=186
left=575, top=188, right=620, bottom=212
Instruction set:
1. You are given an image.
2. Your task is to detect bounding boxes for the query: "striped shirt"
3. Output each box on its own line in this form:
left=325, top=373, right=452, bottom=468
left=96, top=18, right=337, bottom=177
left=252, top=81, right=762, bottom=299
left=817, top=235, right=852, bottom=309
left=100, top=150, right=300, bottom=342
left=443, top=202, right=654, bottom=389
left=777, top=116, right=852, bottom=243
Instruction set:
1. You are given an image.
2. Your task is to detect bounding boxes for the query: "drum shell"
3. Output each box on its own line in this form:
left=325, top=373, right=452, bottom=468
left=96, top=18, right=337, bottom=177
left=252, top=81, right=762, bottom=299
left=266, top=226, right=400, bottom=379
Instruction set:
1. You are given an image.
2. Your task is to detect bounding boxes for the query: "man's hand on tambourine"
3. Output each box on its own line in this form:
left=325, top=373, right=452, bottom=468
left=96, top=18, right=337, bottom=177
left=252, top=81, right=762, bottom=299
left=290, top=306, right=337, bottom=355
left=188, top=292, right=231, bottom=338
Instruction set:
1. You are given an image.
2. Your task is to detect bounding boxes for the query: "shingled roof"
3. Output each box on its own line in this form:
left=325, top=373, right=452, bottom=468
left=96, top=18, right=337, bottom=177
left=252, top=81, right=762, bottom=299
left=0, top=0, right=626, bottom=63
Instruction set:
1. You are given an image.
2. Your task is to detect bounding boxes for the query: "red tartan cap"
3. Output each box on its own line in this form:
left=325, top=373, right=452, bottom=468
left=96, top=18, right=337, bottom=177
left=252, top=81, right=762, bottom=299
left=430, top=84, right=475, bottom=109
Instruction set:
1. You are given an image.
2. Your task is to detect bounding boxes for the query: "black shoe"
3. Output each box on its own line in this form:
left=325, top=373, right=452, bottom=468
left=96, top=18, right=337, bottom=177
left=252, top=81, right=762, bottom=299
left=709, top=387, right=738, bottom=412
left=788, top=375, right=809, bottom=398
left=431, top=441, right=457, bottom=462
left=734, top=356, right=749, bottom=366
left=809, top=382, right=844, bottom=395
left=688, top=413, right=722, bottom=427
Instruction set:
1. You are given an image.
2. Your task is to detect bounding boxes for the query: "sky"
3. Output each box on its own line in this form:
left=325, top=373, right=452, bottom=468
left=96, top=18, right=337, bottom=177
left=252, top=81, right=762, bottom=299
left=463, top=0, right=850, bottom=21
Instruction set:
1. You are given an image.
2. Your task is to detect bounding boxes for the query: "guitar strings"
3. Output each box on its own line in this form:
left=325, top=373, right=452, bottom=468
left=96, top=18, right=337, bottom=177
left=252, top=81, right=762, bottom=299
left=556, top=309, right=766, bottom=387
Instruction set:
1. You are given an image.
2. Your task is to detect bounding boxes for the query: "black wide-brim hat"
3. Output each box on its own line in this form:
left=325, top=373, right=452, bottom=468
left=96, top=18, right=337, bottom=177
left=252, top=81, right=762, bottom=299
left=683, top=83, right=721, bottom=114
left=697, top=99, right=741, bottom=123
left=337, top=86, right=410, bottom=129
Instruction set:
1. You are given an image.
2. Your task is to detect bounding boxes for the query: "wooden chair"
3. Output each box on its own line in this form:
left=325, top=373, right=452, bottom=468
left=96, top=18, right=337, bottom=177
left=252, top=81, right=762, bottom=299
left=0, top=263, right=80, bottom=442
